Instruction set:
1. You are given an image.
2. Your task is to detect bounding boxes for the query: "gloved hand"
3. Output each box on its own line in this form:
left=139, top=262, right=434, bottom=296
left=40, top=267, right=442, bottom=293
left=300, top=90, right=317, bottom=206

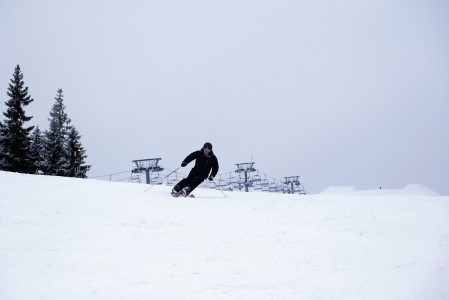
left=208, top=175, right=214, bottom=181
left=181, top=162, right=187, bottom=167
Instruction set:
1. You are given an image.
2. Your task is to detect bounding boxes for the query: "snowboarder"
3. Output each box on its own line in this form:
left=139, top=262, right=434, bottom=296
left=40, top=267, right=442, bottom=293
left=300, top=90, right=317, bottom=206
left=171, top=142, right=219, bottom=197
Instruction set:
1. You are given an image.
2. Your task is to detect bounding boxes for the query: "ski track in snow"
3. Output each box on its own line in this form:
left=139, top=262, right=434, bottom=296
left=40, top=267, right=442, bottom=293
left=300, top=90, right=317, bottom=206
left=1, top=171, right=449, bottom=300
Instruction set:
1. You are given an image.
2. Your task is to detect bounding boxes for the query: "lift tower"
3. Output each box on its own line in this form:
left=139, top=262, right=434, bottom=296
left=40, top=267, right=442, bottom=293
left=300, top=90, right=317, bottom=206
left=132, top=158, right=164, bottom=184
left=235, top=162, right=256, bottom=192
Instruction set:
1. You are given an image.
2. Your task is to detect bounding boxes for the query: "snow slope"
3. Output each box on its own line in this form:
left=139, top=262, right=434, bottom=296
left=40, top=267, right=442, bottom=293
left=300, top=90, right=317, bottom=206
left=1, top=171, right=448, bottom=300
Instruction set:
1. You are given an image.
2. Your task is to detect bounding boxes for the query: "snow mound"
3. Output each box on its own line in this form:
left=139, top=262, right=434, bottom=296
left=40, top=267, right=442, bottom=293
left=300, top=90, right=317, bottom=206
left=319, top=186, right=356, bottom=195
left=320, top=184, right=440, bottom=196
left=399, top=184, right=441, bottom=196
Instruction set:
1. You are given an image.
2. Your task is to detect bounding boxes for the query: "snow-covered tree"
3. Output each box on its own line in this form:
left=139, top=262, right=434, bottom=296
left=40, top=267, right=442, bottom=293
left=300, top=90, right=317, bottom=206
left=43, top=89, right=71, bottom=176
left=0, top=65, right=35, bottom=173
left=65, top=126, right=90, bottom=178
left=29, top=126, right=45, bottom=174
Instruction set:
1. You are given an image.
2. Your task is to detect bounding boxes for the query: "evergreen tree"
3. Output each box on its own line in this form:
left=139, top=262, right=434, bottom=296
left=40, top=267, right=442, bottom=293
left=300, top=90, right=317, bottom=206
left=0, top=65, right=34, bottom=173
left=0, top=120, right=4, bottom=165
left=43, top=89, right=71, bottom=176
left=29, top=126, right=45, bottom=174
left=65, top=126, right=90, bottom=178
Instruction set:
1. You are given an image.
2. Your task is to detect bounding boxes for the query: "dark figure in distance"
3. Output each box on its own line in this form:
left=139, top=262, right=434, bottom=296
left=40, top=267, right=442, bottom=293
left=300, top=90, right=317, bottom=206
left=171, top=142, right=219, bottom=197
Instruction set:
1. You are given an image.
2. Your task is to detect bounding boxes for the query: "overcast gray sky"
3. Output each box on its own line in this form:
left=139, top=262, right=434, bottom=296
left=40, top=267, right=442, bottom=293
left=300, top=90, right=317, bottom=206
left=1, top=0, right=448, bottom=195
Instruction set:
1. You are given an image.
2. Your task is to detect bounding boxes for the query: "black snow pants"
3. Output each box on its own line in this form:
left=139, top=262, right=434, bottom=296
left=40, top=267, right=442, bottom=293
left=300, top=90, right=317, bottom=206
left=174, top=169, right=207, bottom=193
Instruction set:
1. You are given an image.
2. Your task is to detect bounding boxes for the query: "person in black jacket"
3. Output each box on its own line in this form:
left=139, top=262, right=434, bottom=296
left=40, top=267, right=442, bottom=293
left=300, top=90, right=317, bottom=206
left=171, top=142, right=219, bottom=197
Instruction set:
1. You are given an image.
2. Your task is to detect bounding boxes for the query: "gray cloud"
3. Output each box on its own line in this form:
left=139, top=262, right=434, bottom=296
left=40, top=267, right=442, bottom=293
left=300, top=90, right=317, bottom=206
left=1, top=0, right=448, bottom=194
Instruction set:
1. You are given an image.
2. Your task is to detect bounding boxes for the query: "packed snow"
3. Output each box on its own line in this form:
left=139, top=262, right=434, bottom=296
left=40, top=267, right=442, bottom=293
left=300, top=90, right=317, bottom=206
left=1, top=171, right=448, bottom=299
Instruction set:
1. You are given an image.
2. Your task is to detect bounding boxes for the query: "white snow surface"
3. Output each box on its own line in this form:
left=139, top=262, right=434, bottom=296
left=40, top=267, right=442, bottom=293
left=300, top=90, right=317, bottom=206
left=320, top=184, right=441, bottom=197
left=1, top=171, right=448, bottom=300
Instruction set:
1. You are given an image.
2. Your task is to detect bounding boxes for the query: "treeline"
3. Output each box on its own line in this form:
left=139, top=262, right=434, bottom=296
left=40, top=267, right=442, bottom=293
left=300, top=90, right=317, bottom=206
left=0, top=65, right=90, bottom=178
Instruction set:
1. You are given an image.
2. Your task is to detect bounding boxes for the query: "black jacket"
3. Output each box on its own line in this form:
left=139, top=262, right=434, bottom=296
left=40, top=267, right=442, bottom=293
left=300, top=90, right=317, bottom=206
left=182, top=150, right=219, bottom=177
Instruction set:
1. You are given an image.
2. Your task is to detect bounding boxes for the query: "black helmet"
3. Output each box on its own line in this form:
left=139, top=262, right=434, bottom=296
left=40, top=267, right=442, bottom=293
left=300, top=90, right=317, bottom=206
left=203, top=142, right=212, bottom=150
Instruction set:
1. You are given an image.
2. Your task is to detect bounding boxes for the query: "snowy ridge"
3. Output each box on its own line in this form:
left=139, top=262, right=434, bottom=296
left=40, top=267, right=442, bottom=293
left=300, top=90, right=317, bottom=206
left=1, top=171, right=449, bottom=300
left=320, top=184, right=440, bottom=196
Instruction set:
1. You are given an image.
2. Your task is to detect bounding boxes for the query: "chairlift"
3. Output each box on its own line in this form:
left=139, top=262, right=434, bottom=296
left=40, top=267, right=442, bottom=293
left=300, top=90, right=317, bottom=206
left=128, top=176, right=141, bottom=183
left=233, top=184, right=243, bottom=190
left=228, top=177, right=237, bottom=184
left=251, top=174, right=261, bottom=182
left=260, top=180, right=269, bottom=186
left=152, top=177, right=163, bottom=185
left=167, top=179, right=177, bottom=186
left=269, top=186, right=277, bottom=192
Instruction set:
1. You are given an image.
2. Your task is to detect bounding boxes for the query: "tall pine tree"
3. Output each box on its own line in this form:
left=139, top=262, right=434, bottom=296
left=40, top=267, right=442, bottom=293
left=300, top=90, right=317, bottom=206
left=43, top=89, right=71, bottom=176
left=65, top=126, right=90, bottom=178
left=0, top=65, right=34, bottom=173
